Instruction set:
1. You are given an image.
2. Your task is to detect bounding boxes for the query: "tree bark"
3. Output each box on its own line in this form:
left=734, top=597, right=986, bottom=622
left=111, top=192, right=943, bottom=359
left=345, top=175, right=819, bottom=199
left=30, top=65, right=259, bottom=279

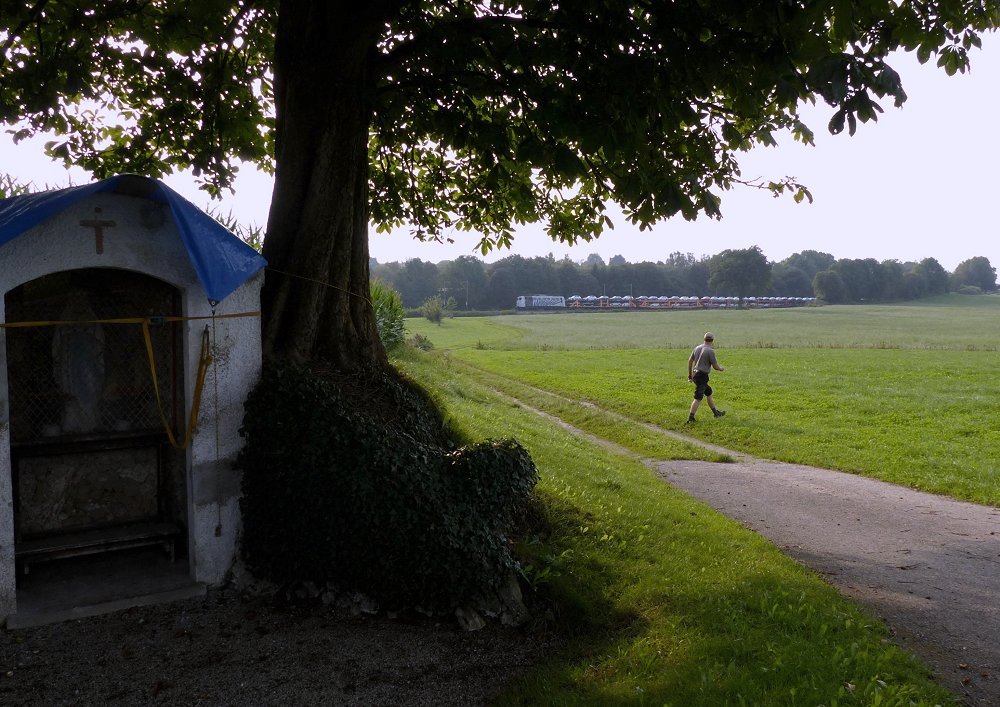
left=261, top=1, right=393, bottom=369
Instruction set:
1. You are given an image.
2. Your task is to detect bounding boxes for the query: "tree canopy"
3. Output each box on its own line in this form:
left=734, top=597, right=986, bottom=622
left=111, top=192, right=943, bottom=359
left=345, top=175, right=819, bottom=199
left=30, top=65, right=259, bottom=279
left=813, top=269, right=847, bottom=303
left=371, top=251, right=963, bottom=309
left=2, top=1, right=998, bottom=365
left=952, top=255, right=998, bottom=291
left=708, top=246, right=772, bottom=301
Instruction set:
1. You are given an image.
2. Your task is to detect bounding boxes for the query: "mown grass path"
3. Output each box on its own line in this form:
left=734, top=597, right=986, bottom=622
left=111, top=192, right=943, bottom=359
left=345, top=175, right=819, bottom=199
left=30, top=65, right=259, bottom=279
left=496, top=384, right=1000, bottom=706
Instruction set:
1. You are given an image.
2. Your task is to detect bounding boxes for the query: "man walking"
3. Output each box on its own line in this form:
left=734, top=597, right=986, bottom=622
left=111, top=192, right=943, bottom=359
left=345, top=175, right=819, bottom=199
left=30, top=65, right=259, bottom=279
left=687, top=332, right=725, bottom=423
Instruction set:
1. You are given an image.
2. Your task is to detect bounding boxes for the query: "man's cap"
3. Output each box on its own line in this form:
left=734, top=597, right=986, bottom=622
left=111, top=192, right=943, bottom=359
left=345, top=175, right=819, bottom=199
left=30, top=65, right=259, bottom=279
left=703, top=332, right=714, bottom=341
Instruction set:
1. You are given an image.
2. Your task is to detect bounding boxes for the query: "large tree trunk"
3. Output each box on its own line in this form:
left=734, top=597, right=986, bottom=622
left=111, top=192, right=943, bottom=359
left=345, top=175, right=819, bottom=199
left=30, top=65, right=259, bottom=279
left=261, top=1, right=392, bottom=369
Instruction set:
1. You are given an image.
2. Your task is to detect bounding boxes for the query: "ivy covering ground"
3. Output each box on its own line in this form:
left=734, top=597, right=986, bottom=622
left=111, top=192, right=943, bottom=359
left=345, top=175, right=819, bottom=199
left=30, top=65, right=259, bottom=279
left=238, top=363, right=538, bottom=611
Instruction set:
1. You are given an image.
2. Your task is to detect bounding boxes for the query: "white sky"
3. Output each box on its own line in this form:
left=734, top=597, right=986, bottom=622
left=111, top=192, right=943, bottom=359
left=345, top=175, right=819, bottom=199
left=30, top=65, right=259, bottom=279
left=2, top=33, right=998, bottom=272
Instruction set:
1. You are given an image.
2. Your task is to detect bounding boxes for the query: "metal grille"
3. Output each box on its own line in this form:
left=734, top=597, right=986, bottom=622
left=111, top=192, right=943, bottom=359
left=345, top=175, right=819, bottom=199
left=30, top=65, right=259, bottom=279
left=5, top=269, right=181, bottom=444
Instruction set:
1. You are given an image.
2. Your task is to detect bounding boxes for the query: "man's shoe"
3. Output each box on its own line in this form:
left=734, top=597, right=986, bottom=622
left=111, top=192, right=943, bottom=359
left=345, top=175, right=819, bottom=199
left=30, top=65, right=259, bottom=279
left=686, top=415, right=696, bottom=423
left=713, top=409, right=726, bottom=418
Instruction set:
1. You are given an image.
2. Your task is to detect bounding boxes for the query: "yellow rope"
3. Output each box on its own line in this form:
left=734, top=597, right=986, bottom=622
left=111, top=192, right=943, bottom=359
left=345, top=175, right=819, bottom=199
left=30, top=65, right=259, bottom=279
left=0, top=312, right=260, bottom=449
left=0, top=311, right=260, bottom=328
left=141, top=321, right=212, bottom=450
left=264, top=267, right=373, bottom=307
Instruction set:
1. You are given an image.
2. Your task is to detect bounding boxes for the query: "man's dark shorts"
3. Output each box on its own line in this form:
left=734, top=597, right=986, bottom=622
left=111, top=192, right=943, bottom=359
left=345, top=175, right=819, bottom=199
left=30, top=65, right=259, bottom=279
left=692, top=371, right=712, bottom=400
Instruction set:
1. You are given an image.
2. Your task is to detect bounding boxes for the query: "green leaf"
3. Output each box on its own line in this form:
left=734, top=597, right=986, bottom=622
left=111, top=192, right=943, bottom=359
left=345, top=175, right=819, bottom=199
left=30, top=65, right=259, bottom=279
left=828, top=110, right=846, bottom=135
left=721, top=123, right=742, bottom=146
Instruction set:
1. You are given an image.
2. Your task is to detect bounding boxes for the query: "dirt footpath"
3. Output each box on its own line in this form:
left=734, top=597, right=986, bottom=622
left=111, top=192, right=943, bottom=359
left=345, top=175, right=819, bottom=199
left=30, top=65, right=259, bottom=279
left=653, top=457, right=1000, bottom=706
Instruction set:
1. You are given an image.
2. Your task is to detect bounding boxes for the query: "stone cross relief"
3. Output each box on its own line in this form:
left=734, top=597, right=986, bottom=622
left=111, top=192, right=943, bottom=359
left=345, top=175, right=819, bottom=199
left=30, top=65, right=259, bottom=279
left=79, top=207, right=117, bottom=254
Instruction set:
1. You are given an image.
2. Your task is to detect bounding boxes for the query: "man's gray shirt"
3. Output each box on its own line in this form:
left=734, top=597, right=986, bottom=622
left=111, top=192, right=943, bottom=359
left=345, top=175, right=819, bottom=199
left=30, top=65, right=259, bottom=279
left=690, top=344, right=718, bottom=373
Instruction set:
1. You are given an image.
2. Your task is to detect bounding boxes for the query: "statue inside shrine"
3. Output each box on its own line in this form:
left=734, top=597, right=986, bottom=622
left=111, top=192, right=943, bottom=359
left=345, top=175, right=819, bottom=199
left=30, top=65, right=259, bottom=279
left=50, top=297, right=105, bottom=436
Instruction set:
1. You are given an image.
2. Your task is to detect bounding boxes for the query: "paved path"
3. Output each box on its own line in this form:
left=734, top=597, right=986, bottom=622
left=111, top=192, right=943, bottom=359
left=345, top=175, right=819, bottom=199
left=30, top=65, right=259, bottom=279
left=653, top=458, right=1000, bottom=706
left=498, top=385, right=1000, bottom=705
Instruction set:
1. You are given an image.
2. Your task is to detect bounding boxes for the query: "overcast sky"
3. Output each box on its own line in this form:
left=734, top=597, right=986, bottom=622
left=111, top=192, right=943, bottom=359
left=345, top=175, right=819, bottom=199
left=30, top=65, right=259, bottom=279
left=2, top=33, right=998, bottom=272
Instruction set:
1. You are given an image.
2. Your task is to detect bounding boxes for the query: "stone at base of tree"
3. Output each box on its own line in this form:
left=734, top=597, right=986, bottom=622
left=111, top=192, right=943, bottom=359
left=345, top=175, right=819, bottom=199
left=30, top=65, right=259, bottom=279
left=348, top=593, right=380, bottom=616
left=472, top=571, right=531, bottom=627
left=498, top=571, right=530, bottom=627
left=226, top=557, right=280, bottom=597
left=455, top=606, right=487, bottom=632
left=230, top=561, right=528, bottom=627
left=295, top=581, right=321, bottom=600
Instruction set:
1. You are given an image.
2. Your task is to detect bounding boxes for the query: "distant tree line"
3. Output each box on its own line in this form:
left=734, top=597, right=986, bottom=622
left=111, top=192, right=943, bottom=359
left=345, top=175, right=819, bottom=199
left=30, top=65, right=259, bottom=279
left=371, top=248, right=997, bottom=310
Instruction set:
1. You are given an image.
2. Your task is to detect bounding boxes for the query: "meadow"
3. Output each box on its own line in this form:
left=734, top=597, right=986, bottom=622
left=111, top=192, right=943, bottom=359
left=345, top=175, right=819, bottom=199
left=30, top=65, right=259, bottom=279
left=408, top=294, right=1000, bottom=505
left=469, top=295, right=1000, bottom=351
left=390, top=296, right=1000, bottom=704
left=393, top=347, right=955, bottom=704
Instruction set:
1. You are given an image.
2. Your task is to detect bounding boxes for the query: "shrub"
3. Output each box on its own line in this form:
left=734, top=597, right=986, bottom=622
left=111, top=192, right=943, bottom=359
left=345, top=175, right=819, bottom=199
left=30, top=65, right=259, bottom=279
left=957, top=285, right=983, bottom=295
left=370, top=279, right=406, bottom=350
left=238, top=363, right=538, bottom=611
left=407, top=333, right=434, bottom=351
left=421, top=295, right=444, bottom=325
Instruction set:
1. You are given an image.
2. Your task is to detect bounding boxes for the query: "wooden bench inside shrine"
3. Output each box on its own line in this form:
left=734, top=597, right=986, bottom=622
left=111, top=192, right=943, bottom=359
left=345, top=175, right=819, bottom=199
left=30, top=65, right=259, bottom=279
left=15, top=521, right=180, bottom=575
left=11, top=432, right=183, bottom=576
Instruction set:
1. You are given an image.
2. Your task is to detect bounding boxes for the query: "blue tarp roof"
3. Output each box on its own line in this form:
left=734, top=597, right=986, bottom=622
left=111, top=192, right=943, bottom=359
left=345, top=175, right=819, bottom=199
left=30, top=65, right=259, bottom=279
left=0, top=174, right=267, bottom=303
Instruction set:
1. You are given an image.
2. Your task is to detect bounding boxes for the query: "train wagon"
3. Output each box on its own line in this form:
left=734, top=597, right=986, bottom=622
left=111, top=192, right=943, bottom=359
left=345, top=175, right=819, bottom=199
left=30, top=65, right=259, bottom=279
left=515, top=294, right=567, bottom=310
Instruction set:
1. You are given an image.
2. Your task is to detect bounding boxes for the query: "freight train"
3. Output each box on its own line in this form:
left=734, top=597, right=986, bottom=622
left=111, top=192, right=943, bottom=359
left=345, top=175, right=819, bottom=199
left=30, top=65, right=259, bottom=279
left=515, top=294, right=815, bottom=311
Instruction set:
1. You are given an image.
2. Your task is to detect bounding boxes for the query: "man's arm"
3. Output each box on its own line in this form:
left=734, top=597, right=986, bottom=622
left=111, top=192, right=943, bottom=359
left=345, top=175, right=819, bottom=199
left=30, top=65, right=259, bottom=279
left=687, top=352, right=695, bottom=380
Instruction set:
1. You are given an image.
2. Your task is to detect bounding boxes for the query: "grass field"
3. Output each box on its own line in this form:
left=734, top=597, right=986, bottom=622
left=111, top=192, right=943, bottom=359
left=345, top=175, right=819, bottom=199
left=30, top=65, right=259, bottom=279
left=465, top=294, right=1000, bottom=351
left=392, top=346, right=956, bottom=705
left=397, top=296, right=996, bottom=702
left=408, top=295, right=1000, bottom=505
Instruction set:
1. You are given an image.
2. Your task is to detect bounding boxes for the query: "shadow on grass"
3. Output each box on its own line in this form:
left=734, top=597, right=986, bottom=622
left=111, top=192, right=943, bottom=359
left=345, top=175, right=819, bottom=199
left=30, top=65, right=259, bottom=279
left=505, top=494, right=952, bottom=706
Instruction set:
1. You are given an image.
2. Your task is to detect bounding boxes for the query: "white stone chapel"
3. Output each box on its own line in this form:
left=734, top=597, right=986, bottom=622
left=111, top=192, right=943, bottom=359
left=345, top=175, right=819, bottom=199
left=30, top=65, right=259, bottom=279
left=0, top=174, right=266, bottom=626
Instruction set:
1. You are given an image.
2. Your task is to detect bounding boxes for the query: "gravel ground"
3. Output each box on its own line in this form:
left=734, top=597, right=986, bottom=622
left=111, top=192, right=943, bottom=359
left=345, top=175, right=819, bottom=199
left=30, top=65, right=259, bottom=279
left=0, top=589, right=552, bottom=706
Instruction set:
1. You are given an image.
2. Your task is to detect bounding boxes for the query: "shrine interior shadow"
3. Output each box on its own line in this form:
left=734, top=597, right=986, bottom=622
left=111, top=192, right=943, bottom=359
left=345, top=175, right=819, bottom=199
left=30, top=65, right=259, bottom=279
left=4, top=267, right=201, bottom=627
